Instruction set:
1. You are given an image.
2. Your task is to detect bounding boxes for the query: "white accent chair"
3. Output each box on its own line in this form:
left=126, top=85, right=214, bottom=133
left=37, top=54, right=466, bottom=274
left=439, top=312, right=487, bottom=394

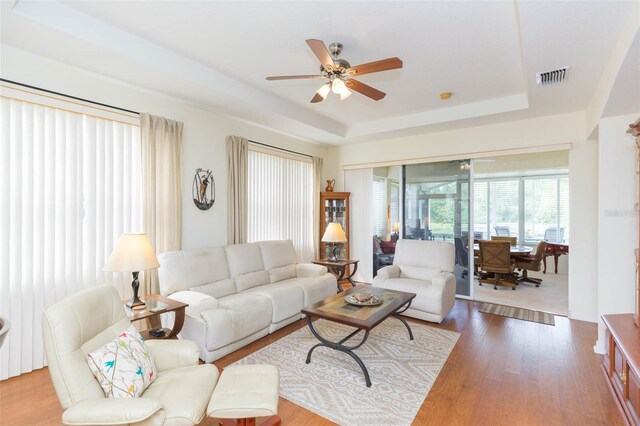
left=372, top=239, right=456, bottom=323
left=42, top=284, right=220, bottom=425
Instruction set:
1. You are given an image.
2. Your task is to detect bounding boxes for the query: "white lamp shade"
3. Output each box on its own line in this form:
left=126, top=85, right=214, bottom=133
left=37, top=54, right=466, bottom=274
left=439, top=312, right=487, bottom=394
left=105, top=233, right=160, bottom=272
left=392, top=222, right=400, bottom=233
left=322, top=222, right=347, bottom=243
left=316, top=83, right=331, bottom=99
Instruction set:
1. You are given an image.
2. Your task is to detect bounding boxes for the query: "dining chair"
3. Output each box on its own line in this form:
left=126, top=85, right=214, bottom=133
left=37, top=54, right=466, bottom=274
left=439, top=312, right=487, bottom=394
left=478, top=240, right=516, bottom=290
left=493, top=226, right=511, bottom=237
left=514, top=241, right=548, bottom=287
left=491, top=235, right=517, bottom=246
left=544, top=227, right=565, bottom=243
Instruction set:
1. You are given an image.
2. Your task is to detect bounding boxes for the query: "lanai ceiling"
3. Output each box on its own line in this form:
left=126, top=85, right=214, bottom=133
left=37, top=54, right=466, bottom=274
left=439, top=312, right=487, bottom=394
left=1, top=1, right=638, bottom=144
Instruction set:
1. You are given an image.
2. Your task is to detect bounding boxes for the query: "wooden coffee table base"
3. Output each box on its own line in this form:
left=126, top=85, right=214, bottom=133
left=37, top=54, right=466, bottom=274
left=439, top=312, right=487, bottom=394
left=305, top=300, right=414, bottom=387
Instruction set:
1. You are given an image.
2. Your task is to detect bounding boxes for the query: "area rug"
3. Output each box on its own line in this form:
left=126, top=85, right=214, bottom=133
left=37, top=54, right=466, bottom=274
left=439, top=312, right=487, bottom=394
left=480, top=302, right=555, bottom=325
left=232, top=319, right=460, bottom=426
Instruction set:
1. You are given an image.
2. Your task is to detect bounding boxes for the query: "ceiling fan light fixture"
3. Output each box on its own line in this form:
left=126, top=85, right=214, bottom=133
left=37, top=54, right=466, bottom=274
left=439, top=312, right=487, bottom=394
left=316, top=83, right=331, bottom=99
left=339, top=89, right=352, bottom=101
left=331, top=78, right=347, bottom=95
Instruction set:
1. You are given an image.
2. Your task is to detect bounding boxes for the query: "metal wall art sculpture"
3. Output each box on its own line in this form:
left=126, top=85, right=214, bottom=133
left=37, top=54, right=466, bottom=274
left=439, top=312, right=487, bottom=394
left=192, top=168, right=215, bottom=210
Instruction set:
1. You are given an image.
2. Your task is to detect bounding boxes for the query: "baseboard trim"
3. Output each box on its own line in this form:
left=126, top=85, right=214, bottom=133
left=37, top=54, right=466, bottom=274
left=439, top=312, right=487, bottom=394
left=593, top=339, right=606, bottom=354
left=568, top=311, right=598, bottom=323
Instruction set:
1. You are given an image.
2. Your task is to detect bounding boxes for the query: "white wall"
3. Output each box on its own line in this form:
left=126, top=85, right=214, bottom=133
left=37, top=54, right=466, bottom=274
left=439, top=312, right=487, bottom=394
left=328, top=111, right=600, bottom=322
left=1, top=46, right=329, bottom=250
left=595, top=113, right=639, bottom=352
left=345, top=168, right=374, bottom=283
left=569, top=139, right=599, bottom=322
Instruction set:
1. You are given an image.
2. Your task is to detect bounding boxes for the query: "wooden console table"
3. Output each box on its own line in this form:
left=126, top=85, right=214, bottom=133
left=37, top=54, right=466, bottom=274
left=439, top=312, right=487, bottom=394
left=312, top=259, right=359, bottom=292
left=543, top=242, right=569, bottom=274
left=602, top=314, right=640, bottom=425
left=125, top=294, right=187, bottom=340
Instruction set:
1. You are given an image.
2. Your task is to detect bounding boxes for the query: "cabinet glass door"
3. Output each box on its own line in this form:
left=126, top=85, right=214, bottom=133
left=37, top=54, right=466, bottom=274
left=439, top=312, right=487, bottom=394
left=323, top=197, right=348, bottom=259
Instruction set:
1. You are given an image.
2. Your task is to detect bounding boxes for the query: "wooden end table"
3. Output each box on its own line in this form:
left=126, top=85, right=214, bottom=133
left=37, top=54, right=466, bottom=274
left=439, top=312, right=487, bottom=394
left=312, top=258, right=359, bottom=292
left=124, top=294, right=187, bottom=340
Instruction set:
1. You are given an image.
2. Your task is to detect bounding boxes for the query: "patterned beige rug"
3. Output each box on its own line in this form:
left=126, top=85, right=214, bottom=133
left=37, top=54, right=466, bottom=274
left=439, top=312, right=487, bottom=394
left=480, top=302, right=555, bottom=325
left=232, top=319, right=460, bottom=426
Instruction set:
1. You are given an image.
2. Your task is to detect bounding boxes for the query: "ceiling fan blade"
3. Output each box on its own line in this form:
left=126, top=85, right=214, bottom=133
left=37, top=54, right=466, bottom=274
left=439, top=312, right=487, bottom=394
left=310, top=93, right=325, bottom=103
left=346, top=57, right=403, bottom=77
left=266, top=75, right=325, bottom=81
left=306, top=39, right=335, bottom=69
left=345, top=79, right=386, bottom=101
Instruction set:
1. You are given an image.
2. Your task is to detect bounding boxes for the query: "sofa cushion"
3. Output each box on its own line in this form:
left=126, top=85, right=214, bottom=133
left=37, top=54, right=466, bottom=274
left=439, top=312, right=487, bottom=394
left=268, top=265, right=296, bottom=283
left=158, top=247, right=230, bottom=295
left=200, top=294, right=272, bottom=351
left=258, top=240, right=298, bottom=269
left=190, top=278, right=237, bottom=299
left=225, top=243, right=264, bottom=277
left=399, top=265, right=442, bottom=281
left=244, top=282, right=304, bottom=323
left=235, top=270, right=270, bottom=292
left=393, top=240, right=455, bottom=273
left=282, top=275, right=336, bottom=306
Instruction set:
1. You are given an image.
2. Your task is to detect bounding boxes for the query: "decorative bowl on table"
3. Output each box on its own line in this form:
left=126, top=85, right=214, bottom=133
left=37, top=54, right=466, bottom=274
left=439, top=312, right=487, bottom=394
left=344, top=292, right=383, bottom=306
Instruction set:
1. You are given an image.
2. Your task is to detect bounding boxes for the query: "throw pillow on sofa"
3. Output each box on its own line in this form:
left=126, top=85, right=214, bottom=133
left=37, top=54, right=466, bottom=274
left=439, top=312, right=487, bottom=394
left=380, top=240, right=396, bottom=254
left=86, top=325, right=158, bottom=398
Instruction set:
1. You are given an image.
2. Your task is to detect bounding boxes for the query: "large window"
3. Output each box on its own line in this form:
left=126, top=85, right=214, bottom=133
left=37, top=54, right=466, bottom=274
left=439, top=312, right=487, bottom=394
left=1, top=95, right=142, bottom=380
left=474, top=174, right=569, bottom=244
left=247, top=146, right=314, bottom=261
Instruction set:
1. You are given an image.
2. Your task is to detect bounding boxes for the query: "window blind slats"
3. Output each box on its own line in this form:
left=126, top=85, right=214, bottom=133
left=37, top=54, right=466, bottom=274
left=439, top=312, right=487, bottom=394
left=0, top=99, right=142, bottom=380
left=248, top=150, right=314, bottom=262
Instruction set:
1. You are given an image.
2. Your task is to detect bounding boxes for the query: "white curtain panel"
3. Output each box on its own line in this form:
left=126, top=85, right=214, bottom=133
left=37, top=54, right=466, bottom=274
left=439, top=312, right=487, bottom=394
left=140, top=113, right=183, bottom=295
left=312, top=156, right=323, bottom=259
left=248, top=148, right=314, bottom=262
left=227, top=136, right=248, bottom=245
left=345, top=168, right=374, bottom=283
left=0, top=98, right=142, bottom=380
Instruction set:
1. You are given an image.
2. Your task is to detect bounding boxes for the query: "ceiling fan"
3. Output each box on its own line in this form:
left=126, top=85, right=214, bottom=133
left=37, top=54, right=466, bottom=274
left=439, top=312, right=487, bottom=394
left=266, top=39, right=403, bottom=103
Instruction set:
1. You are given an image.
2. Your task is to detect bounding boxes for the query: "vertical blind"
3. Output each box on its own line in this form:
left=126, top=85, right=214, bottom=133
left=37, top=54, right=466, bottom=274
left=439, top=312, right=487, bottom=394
left=247, top=148, right=314, bottom=262
left=0, top=98, right=142, bottom=380
left=373, top=176, right=387, bottom=237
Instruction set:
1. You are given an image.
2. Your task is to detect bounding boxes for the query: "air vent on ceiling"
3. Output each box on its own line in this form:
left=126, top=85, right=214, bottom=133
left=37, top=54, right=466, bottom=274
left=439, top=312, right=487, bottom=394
left=536, top=66, right=569, bottom=86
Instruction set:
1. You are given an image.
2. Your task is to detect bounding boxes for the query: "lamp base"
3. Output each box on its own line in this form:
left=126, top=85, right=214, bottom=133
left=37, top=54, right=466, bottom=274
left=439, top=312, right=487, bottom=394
left=127, top=271, right=146, bottom=310
left=127, top=297, right=146, bottom=310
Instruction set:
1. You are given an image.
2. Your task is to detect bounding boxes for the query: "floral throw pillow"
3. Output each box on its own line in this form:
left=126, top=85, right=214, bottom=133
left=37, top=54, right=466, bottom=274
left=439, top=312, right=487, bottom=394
left=86, top=325, right=158, bottom=398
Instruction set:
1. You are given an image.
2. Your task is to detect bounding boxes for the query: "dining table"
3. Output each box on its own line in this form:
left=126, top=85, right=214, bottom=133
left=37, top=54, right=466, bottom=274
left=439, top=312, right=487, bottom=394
left=473, top=244, right=532, bottom=257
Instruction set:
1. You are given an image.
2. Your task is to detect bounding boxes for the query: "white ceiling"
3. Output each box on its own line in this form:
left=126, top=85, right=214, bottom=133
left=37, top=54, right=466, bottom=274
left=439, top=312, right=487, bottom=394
left=1, top=0, right=638, bottom=144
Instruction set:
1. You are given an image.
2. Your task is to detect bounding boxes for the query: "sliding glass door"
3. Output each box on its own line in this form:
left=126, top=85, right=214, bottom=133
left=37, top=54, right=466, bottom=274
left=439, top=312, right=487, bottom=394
left=403, top=161, right=472, bottom=298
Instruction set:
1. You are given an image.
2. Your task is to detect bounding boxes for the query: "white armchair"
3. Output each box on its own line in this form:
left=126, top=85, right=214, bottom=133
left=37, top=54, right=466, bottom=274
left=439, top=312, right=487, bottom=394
left=372, top=239, right=456, bottom=323
left=42, top=284, right=219, bottom=425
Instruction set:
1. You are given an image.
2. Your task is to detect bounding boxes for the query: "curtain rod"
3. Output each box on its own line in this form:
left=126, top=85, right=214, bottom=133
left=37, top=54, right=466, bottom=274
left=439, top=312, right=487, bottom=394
left=0, top=78, right=140, bottom=115
left=249, top=140, right=312, bottom=158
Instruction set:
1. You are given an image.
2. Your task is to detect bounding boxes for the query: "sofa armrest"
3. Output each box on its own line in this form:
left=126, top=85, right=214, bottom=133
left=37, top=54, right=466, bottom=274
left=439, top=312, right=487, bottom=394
left=169, top=290, right=218, bottom=319
left=377, top=265, right=400, bottom=279
left=296, top=263, right=328, bottom=277
left=430, top=271, right=456, bottom=289
left=144, top=339, right=200, bottom=371
left=62, top=398, right=164, bottom=425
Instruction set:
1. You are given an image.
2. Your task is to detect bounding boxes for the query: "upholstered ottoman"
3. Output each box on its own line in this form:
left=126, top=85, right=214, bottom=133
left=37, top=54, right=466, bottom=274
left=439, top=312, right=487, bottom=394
left=208, top=364, right=280, bottom=426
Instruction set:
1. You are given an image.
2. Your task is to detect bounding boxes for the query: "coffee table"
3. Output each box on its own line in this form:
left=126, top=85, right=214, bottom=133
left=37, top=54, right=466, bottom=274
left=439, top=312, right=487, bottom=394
left=301, top=286, right=416, bottom=387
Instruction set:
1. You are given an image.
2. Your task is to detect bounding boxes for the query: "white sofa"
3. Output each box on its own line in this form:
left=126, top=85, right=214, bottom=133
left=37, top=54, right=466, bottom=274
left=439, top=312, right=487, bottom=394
left=372, top=239, right=456, bottom=323
left=158, top=240, right=336, bottom=363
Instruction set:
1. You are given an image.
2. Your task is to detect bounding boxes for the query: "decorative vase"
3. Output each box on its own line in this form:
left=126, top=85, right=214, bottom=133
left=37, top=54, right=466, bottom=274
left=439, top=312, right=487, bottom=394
left=325, top=179, right=335, bottom=192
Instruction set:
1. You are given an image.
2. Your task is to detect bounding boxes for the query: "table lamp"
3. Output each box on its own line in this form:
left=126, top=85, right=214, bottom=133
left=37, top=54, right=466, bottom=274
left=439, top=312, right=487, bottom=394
left=105, top=233, right=160, bottom=310
left=391, top=222, right=400, bottom=242
left=322, top=222, right=347, bottom=261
